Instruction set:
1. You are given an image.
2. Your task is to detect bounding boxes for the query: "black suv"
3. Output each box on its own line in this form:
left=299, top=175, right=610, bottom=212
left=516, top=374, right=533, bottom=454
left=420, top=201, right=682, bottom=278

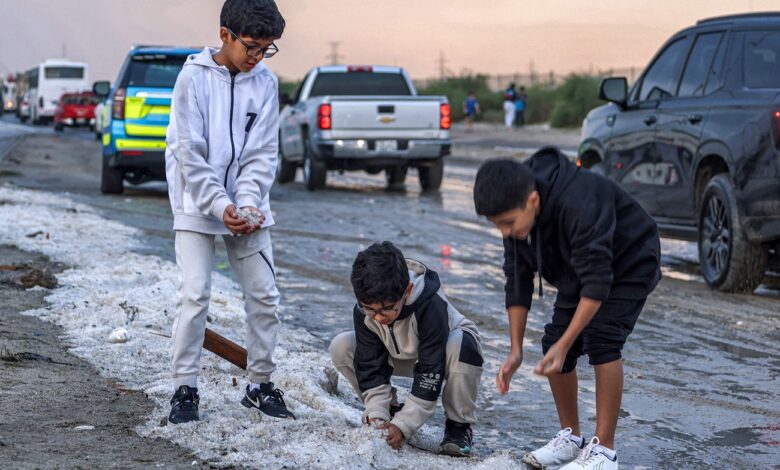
left=579, top=13, right=780, bottom=293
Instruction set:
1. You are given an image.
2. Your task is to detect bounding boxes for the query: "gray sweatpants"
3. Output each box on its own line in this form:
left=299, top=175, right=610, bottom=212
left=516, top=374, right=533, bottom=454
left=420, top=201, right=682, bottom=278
left=329, top=329, right=482, bottom=425
left=171, top=229, right=280, bottom=388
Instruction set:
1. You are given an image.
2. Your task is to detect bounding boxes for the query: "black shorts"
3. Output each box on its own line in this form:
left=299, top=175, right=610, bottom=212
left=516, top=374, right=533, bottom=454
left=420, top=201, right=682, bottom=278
left=541, top=297, right=646, bottom=373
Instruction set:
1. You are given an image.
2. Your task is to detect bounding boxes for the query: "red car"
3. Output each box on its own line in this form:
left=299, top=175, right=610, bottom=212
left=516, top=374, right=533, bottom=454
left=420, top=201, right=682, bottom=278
left=54, top=92, right=98, bottom=131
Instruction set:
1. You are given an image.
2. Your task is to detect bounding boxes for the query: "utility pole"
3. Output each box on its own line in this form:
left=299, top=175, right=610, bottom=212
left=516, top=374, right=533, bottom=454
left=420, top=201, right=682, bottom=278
left=62, top=43, right=67, bottom=58
left=437, top=50, right=447, bottom=80
left=327, top=42, right=343, bottom=65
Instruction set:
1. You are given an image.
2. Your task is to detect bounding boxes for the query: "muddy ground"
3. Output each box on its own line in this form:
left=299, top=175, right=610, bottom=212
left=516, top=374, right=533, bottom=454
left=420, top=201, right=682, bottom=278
left=0, top=117, right=778, bottom=468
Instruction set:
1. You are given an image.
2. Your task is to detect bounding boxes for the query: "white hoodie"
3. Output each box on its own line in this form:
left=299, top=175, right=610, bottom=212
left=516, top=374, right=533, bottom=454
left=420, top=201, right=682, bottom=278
left=165, top=47, right=279, bottom=234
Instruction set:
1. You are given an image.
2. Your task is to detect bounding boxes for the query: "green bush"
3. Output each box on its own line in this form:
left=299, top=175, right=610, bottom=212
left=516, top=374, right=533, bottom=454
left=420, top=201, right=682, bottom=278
left=549, top=74, right=602, bottom=128
left=416, top=74, right=500, bottom=122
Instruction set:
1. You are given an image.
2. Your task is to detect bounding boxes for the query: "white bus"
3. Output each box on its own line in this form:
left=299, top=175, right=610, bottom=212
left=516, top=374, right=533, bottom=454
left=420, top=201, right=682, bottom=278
left=27, top=59, right=89, bottom=124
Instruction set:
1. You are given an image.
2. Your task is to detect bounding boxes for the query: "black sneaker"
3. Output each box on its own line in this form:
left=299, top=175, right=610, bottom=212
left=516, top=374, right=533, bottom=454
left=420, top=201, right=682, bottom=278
left=240, top=383, right=296, bottom=420
left=438, top=419, right=473, bottom=457
left=169, top=385, right=199, bottom=424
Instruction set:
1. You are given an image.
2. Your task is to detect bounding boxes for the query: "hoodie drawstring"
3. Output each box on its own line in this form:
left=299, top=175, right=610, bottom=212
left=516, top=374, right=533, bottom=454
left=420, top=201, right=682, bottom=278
left=513, top=238, right=519, bottom=301
left=535, top=225, right=543, bottom=298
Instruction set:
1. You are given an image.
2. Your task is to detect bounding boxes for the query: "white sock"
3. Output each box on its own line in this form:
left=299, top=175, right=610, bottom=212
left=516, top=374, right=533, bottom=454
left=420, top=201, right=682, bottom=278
left=594, top=444, right=617, bottom=460
left=250, top=382, right=262, bottom=391
left=568, top=434, right=584, bottom=447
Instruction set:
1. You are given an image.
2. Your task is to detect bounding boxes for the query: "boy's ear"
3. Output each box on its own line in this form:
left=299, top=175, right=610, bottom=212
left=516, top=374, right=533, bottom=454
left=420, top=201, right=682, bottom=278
left=219, top=27, right=232, bottom=44
left=405, top=282, right=413, bottom=295
left=528, top=190, right=540, bottom=208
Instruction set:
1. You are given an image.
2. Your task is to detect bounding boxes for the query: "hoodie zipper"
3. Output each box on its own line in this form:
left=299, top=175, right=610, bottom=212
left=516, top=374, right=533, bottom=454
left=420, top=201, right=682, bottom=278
left=223, top=75, right=236, bottom=188
left=388, top=325, right=401, bottom=355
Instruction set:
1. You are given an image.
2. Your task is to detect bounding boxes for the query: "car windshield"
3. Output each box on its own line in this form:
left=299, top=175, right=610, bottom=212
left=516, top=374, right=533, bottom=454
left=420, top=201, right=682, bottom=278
left=124, top=54, right=188, bottom=88
left=62, top=95, right=97, bottom=105
left=308, top=72, right=411, bottom=97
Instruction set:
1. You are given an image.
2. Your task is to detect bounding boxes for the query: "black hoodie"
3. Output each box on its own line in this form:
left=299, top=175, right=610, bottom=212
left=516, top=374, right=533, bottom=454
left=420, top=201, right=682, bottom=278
left=503, top=147, right=661, bottom=309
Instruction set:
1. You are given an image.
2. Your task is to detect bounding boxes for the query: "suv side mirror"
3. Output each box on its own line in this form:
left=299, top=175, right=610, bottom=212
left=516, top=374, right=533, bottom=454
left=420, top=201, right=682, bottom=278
left=279, top=93, right=293, bottom=106
left=93, top=81, right=111, bottom=99
left=599, top=77, right=627, bottom=107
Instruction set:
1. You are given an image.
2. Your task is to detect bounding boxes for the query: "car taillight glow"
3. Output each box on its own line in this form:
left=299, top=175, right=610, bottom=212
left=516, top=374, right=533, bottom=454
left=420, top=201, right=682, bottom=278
left=112, top=88, right=126, bottom=120
left=440, top=103, right=451, bottom=129
left=773, top=111, right=780, bottom=150
left=318, top=103, right=332, bottom=130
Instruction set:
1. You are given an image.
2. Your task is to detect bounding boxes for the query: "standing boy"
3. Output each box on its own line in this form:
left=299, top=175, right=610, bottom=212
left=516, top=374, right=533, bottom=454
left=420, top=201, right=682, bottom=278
left=473, top=148, right=661, bottom=469
left=165, top=0, right=294, bottom=423
left=462, top=91, right=480, bottom=132
left=329, top=242, right=484, bottom=457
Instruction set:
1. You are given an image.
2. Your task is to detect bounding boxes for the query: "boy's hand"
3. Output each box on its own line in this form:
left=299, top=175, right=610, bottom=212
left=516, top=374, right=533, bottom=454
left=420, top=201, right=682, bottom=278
left=238, top=206, right=265, bottom=233
left=378, top=422, right=404, bottom=450
left=534, top=342, right=566, bottom=376
left=497, top=351, right=523, bottom=395
left=223, top=204, right=251, bottom=235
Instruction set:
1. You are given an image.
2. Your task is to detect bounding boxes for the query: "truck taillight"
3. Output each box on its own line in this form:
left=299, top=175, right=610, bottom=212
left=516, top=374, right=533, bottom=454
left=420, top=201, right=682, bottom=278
left=440, top=103, right=451, bottom=129
left=318, top=103, right=332, bottom=130
left=347, top=66, right=373, bottom=73
left=112, top=88, right=126, bottom=120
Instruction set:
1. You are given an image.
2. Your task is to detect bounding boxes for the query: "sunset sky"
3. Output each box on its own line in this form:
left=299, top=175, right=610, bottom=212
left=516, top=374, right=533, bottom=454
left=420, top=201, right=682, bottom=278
left=0, top=0, right=775, bottom=83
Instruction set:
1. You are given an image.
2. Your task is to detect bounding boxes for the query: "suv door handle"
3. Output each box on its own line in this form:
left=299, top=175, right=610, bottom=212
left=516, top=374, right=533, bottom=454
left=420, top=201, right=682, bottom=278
left=687, top=113, right=703, bottom=124
left=644, top=115, right=657, bottom=126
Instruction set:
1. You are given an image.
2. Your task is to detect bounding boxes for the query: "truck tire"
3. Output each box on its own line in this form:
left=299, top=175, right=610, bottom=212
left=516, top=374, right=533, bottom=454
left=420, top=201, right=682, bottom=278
left=386, top=166, right=407, bottom=191
left=698, top=174, right=766, bottom=293
left=303, top=139, right=326, bottom=190
left=100, top=155, right=124, bottom=194
left=419, top=158, right=444, bottom=192
left=276, top=148, right=297, bottom=184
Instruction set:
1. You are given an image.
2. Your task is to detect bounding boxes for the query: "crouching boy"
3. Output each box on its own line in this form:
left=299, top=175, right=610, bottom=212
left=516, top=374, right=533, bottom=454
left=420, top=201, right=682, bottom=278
left=329, top=241, right=483, bottom=457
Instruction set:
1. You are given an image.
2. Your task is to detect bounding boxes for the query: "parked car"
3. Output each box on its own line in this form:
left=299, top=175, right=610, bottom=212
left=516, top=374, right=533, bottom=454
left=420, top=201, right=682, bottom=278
left=93, top=45, right=200, bottom=194
left=93, top=101, right=105, bottom=140
left=2, top=77, right=16, bottom=113
left=53, top=92, right=98, bottom=132
left=579, top=12, right=780, bottom=293
left=278, top=65, right=451, bottom=191
left=18, top=90, right=32, bottom=123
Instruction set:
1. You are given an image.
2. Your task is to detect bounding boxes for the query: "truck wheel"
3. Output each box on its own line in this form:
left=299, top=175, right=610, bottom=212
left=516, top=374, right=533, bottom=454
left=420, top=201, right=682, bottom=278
left=698, top=174, right=766, bottom=293
left=303, top=140, right=326, bottom=190
left=386, top=166, right=407, bottom=191
left=419, top=159, right=444, bottom=192
left=100, top=155, right=124, bottom=194
left=276, top=150, right=297, bottom=184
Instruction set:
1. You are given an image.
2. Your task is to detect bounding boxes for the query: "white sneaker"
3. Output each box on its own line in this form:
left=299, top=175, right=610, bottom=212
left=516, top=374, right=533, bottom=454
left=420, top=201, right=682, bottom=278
left=559, top=437, right=618, bottom=470
left=522, top=428, right=583, bottom=469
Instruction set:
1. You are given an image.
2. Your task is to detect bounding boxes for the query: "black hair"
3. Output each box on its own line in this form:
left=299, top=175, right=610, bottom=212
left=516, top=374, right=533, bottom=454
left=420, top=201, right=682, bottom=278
left=473, top=158, right=536, bottom=217
left=220, top=0, right=286, bottom=39
left=350, top=242, right=409, bottom=305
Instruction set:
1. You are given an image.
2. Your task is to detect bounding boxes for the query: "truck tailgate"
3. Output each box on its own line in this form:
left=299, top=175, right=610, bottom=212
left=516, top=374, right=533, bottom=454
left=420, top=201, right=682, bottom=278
left=330, top=97, right=440, bottom=131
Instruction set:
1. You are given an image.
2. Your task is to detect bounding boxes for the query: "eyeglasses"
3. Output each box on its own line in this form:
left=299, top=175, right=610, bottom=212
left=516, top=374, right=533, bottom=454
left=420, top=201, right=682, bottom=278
left=227, top=28, right=279, bottom=59
left=358, top=294, right=406, bottom=319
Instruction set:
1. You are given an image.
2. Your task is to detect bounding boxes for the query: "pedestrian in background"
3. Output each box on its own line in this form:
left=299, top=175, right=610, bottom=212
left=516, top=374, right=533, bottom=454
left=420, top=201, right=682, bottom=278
left=503, top=82, right=517, bottom=129
left=462, top=91, right=480, bottom=132
left=514, top=86, right=527, bottom=128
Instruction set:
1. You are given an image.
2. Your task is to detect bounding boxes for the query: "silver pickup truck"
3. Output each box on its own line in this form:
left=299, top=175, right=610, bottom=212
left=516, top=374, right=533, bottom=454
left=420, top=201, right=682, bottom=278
left=277, top=65, right=451, bottom=191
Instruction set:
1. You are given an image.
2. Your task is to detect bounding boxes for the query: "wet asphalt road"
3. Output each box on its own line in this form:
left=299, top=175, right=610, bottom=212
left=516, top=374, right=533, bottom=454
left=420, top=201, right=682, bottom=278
left=1, top=116, right=778, bottom=468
